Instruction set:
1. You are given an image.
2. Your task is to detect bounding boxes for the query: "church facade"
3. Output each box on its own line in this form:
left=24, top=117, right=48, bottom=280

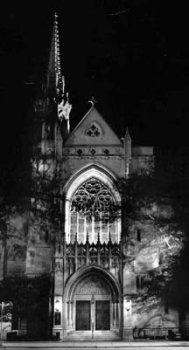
left=0, top=14, right=182, bottom=341
left=33, top=103, right=154, bottom=340
left=50, top=107, right=155, bottom=341
left=46, top=100, right=155, bottom=340
left=26, top=15, right=158, bottom=340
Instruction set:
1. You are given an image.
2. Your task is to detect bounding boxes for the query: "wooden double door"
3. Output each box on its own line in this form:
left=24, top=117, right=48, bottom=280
left=76, top=300, right=110, bottom=331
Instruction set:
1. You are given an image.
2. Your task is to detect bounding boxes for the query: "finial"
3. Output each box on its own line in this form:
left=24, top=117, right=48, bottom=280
left=97, top=232, right=100, bottom=243
left=88, top=96, right=98, bottom=108
left=125, top=127, right=131, bottom=141
left=86, top=232, right=89, bottom=242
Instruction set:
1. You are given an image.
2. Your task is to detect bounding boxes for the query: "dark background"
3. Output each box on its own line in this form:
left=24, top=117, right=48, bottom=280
left=0, top=0, right=189, bottom=166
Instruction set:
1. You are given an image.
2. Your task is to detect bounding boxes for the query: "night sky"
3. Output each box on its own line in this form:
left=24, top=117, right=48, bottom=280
left=0, top=0, right=189, bottom=168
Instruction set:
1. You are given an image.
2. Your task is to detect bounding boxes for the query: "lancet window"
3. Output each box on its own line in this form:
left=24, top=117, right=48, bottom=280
left=70, top=178, right=118, bottom=243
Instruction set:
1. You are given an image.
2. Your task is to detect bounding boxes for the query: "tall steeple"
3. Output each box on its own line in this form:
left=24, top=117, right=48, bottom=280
left=46, top=12, right=72, bottom=138
left=47, top=12, right=63, bottom=98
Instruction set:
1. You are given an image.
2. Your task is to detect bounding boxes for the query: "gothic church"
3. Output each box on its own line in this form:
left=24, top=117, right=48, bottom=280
left=37, top=14, right=153, bottom=340
left=0, top=14, right=180, bottom=341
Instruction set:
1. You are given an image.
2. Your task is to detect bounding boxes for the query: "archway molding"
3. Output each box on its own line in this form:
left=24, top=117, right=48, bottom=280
left=64, top=265, right=121, bottom=303
left=64, top=163, right=120, bottom=201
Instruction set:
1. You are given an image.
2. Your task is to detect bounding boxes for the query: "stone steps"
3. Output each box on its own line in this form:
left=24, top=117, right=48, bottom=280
left=65, top=330, right=120, bottom=341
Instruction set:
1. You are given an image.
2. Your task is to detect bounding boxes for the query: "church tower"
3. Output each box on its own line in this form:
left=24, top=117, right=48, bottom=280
left=36, top=12, right=72, bottom=159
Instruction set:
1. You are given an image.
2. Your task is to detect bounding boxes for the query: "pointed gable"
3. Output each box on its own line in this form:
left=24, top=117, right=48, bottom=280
left=65, top=107, right=122, bottom=146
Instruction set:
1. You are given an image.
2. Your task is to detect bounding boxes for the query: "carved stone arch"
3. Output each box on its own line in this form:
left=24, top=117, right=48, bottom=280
left=63, top=265, right=122, bottom=336
left=63, top=163, right=120, bottom=200
left=64, top=265, right=121, bottom=303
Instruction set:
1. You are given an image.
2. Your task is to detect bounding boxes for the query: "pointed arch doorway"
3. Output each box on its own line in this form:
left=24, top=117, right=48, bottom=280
left=75, top=275, right=111, bottom=332
left=64, top=266, right=121, bottom=340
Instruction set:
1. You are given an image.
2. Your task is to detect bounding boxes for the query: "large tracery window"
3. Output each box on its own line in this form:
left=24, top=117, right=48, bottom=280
left=70, top=178, right=118, bottom=243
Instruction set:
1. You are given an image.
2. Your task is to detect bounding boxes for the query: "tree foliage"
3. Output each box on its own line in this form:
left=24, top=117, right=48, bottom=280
left=116, top=158, right=189, bottom=313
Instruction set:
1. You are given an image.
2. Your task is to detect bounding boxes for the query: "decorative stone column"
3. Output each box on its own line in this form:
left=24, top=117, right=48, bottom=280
left=116, top=302, right=119, bottom=328
left=68, top=301, right=72, bottom=328
left=113, top=302, right=116, bottom=328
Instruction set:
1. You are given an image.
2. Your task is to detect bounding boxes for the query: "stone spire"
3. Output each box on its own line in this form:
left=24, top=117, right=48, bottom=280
left=47, top=12, right=72, bottom=136
left=46, top=12, right=63, bottom=98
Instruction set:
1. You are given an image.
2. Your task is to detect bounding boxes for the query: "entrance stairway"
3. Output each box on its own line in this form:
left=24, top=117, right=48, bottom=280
left=65, top=330, right=120, bottom=341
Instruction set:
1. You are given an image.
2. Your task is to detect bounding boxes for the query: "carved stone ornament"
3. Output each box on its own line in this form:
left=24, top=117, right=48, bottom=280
left=86, top=124, right=101, bottom=137
left=75, top=276, right=110, bottom=295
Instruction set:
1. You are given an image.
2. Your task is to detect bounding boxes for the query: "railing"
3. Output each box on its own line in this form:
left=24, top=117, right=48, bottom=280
left=133, top=327, right=182, bottom=340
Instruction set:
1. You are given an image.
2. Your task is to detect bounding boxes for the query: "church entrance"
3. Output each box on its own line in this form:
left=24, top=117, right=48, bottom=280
left=64, top=267, right=120, bottom=340
left=96, top=300, right=110, bottom=330
left=76, top=299, right=110, bottom=331
left=76, top=301, right=91, bottom=330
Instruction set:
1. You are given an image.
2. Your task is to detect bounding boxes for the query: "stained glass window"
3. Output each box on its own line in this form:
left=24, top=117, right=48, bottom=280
left=70, top=178, right=118, bottom=243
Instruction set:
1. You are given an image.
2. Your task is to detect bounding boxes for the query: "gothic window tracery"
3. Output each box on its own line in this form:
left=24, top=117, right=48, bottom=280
left=70, top=178, right=118, bottom=243
left=86, top=124, right=101, bottom=137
